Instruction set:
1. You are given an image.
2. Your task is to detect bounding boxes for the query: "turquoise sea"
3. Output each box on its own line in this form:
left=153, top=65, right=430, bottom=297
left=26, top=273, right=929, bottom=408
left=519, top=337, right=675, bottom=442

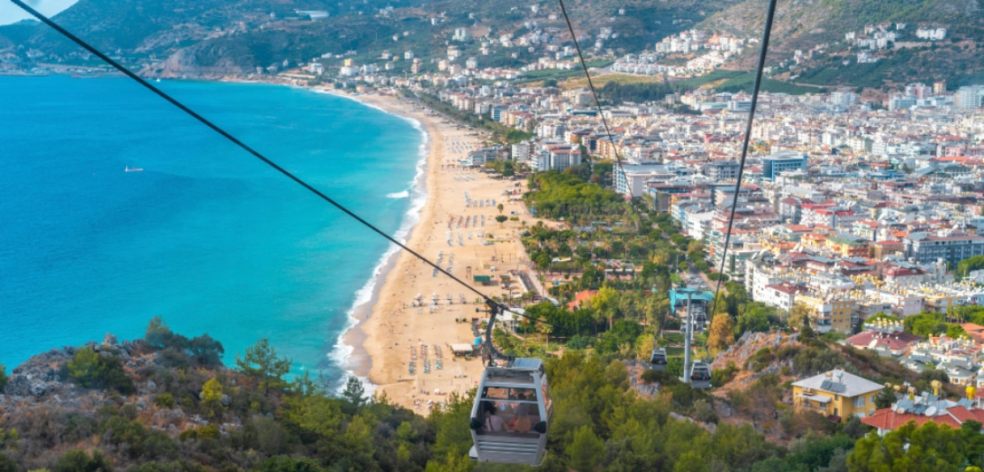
left=0, top=76, right=424, bottom=389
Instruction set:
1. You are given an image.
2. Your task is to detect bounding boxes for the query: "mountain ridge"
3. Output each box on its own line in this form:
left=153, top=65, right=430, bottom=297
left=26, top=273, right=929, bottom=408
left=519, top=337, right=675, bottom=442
left=0, top=1, right=980, bottom=87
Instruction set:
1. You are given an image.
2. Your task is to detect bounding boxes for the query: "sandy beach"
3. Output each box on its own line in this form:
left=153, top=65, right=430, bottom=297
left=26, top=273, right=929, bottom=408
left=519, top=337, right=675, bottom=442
left=322, top=88, right=539, bottom=414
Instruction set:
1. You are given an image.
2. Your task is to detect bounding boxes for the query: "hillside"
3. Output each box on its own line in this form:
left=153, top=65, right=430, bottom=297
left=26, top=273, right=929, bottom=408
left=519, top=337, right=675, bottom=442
left=0, top=316, right=932, bottom=471
left=0, top=0, right=739, bottom=76
left=699, top=0, right=983, bottom=87
left=0, top=0, right=978, bottom=85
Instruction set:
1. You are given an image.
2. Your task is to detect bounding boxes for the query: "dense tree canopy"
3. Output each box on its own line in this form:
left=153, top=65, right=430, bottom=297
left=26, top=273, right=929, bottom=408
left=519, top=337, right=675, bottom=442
left=848, top=421, right=984, bottom=471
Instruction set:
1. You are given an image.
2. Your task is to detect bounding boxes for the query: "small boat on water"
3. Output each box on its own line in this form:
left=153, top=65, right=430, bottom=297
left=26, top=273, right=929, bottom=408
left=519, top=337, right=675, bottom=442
left=123, top=165, right=144, bottom=173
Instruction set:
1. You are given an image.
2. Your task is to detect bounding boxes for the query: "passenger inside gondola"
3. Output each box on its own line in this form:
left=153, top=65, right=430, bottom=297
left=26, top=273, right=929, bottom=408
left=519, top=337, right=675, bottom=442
left=482, top=402, right=506, bottom=432
left=477, top=387, right=541, bottom=435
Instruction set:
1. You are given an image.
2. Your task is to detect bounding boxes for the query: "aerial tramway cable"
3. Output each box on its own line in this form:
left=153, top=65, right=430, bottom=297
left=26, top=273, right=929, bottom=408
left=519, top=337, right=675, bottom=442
left=6, top=0, right=549, bottom=329
left=708, top=0, right=779, bottom=318
left=557, top=0, right=627, bottom=171
left=559, top=0, right=779, bottom=382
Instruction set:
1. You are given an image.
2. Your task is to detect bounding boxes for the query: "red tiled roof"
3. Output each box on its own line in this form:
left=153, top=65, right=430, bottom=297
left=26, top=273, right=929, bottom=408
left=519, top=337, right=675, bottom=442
left=567, top=290, right=597, bottom=311
left=861, top=409, right=963, bottom=431
left=961, top=323, right=984, bottom=345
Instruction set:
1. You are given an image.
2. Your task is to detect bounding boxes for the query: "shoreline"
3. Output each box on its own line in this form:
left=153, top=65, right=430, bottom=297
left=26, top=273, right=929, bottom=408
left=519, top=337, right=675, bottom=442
left=316, top=88, right=432, bottom=396
left=327, top=89, right=537, bottom=414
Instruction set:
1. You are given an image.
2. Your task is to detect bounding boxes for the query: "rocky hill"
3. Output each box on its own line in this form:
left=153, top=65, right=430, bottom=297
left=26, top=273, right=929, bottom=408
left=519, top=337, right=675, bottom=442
left=0, top=318, right=429, bottom=471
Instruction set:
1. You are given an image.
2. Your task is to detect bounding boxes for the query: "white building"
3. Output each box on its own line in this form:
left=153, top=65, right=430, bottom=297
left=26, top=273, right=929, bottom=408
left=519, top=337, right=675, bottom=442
left=954, top=85, right=983, bottom=110
left=613, top=163, right=671, bottom=197
left=536, top=145, right=581, bottom=172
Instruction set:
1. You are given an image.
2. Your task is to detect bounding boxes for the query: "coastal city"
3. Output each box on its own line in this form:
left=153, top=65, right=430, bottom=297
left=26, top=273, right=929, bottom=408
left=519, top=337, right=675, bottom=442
left=1, top=0, right=984, bottom=469
left=284, top=13, right=983, bottom=437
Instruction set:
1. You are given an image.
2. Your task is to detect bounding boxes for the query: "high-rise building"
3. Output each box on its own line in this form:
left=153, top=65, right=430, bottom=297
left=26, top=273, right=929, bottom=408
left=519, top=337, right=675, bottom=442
left=761, top=151, right=808, bottom=181
left=702, top=161, right=741, bottom=180
left=954, top=85, right=983, bottom=110
left=905, top=233, right=984, bottom=265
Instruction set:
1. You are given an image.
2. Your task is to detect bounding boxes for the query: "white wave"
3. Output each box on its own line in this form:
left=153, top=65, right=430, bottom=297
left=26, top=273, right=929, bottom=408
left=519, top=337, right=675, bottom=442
left=327, top=102, right=429, bottom=396
left=386, top=190, right=410, bottom=199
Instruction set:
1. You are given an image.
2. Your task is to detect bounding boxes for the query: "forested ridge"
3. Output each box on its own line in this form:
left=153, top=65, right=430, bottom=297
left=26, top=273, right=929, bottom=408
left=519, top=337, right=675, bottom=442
left=1, top=313, right=981, bottom=470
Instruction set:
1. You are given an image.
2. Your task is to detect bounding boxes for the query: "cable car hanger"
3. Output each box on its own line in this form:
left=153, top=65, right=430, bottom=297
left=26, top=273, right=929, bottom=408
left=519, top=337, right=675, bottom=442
left=469, top=301, right=551, bottom=466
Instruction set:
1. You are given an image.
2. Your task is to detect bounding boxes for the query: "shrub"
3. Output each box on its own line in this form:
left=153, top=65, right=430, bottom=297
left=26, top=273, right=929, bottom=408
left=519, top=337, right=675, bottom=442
left=692, top=399, right=718, bottom=424
left=180, top=424, right=220, bottom=441
left=102, top=415, right=177, bottom=460
left=0, top=364, right=7, bottom=392
left=153, top=393, right=175, bottom=409
left=746, top=347, right=775, bottom=372
left=0, top=453, right=15, bottom=472
left=641, top=369, right=660, bottom=384
left=66, top=347, right=135, bottom=394
left=711, top=362, right=739, bottom=386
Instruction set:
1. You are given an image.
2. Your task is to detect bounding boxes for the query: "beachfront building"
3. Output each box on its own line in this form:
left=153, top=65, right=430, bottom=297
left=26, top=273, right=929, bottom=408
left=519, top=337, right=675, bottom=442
left=792, top=369, right=882, bottom=418
left=466, top=146, right=501, bottom=167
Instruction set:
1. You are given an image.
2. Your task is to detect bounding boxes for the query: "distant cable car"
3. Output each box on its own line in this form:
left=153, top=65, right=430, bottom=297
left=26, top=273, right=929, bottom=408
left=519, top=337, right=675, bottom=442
left=690, top=361, right=712, bottom=389
left=649, top=347, right=668, bottom=372
left=469, top=303, right=551, bottom=466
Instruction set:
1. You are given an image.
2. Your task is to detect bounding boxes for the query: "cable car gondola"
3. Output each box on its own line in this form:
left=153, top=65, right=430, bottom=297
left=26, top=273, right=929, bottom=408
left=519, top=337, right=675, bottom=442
left=649, top=347, right=668, bottom=372
left=690, top=361, right=712, bottom=389
left=469, top=303, right=551, bottom=466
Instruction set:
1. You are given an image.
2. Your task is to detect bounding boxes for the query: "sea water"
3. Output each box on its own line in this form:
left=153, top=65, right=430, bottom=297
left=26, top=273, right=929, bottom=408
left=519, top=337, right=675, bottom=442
left=0, top=76, right=423, bottom=389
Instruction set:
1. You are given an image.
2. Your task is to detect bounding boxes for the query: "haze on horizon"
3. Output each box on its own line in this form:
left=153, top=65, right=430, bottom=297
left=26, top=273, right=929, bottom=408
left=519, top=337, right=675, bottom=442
left=0, top=0, right=76, bottom=25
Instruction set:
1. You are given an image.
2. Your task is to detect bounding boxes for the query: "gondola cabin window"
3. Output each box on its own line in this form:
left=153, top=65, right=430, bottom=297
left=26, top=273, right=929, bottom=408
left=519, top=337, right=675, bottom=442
left=477, top=387, right=541, bottom=435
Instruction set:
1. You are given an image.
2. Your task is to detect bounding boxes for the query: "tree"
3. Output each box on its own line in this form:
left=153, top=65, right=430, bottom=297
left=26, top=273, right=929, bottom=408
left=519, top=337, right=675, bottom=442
left=200, top=377, right=224, bottom=417
left=187, top=335, right=224, bottom=366
left=568, top=425, right=604, bottom=471
left=342, top=376, right=367, bottom=412
left=256, top=456, right=325, bottom=472
left=674, top=450, right=710, bottom=472
left=874, top=387, right=896, bottom=409
left=707, top=313, right=735, bottom=354
left=788, top=303, right=812, bottom=332
left=736, top=304, right=775, bottom=336
left=53, top=449, right=112, bottom=472
left=495, top=214, right=508, bottom=224
left=236, top=339, right=291, bottom=394
left=848, top=421, right=984, bottom=471
left=956, top=255, right=984, bottom=279
left=144, top=316, right=172, bottom=349
left=635, top=333, right=656, bottom=361
left=0, top=364, right=6, bottom=392
left=591, top=286, right=619, bottom=329
left=497, top=203, right=504, bottom=213
left=284, top=395, right=344, bottom=438
left=905, top=312, right=948, bottom=337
